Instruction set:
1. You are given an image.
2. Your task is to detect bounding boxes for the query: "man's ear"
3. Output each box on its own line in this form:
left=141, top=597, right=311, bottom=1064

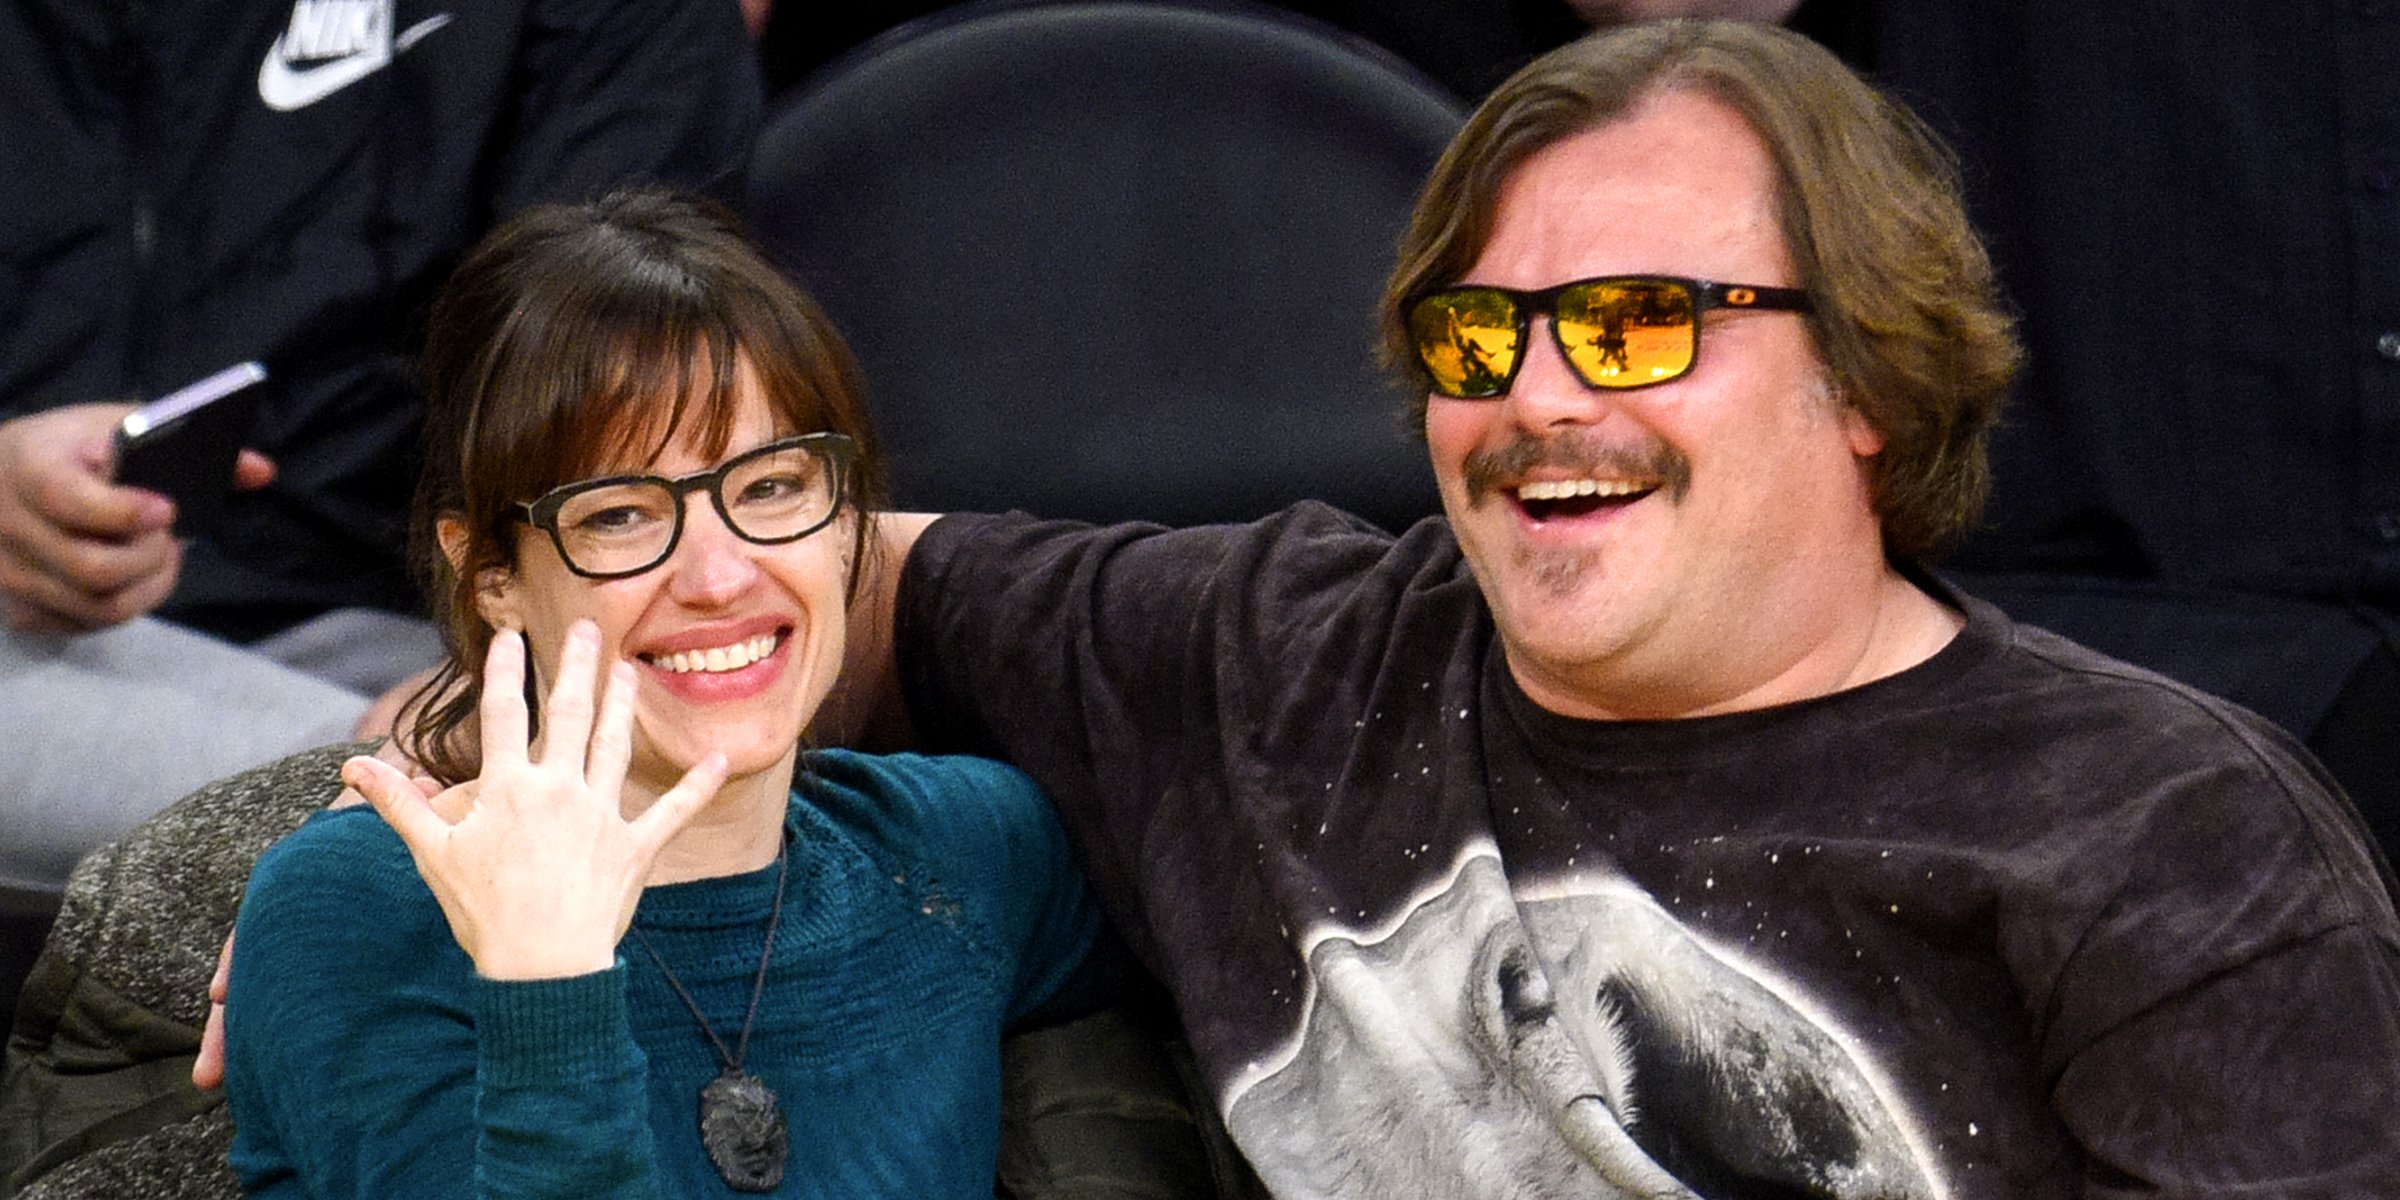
left=436, top=515, right=522, bottom=631
left=1831, top=381, right=1886, bottom=458
left=1842, top=405, right=1887, bottom=458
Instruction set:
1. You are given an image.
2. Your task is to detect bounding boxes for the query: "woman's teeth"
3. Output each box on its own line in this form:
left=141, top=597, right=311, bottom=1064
left=648, top=632, right=779, bottom=675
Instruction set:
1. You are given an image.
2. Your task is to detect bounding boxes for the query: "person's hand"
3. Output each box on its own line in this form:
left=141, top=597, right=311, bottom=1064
left=346, top=622, right=726, bottom=980
left=192, top=930, right=235, bottom=1091
left=0, top=404, right=275, bottom=633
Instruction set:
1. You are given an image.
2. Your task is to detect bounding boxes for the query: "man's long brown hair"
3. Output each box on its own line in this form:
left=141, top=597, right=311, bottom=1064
left=1383, top=19, right=2019, bottom=562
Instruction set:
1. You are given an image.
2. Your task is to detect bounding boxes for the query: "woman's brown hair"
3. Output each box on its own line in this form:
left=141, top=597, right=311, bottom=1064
left=403, top=188, right=887, bottom=785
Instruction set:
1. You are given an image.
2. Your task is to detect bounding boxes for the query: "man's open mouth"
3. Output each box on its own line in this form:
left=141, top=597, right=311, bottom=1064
left=1514, top=478, right=1657, bottom=521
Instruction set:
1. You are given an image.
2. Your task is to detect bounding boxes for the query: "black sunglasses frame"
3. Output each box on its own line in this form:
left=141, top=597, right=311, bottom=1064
left=1408, top=274, right=1813, bottom=399
left=519, top=432, right=858, bottom=580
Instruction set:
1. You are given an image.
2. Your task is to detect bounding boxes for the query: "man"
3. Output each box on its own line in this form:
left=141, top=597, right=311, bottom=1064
left=0, top=0, right=760, bottom=932
left=867, top=19, right=2399, bottom=1197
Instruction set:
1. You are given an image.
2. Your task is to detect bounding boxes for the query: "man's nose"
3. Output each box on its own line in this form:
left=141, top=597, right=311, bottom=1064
left=1502, top=316, right=1613, bottom=430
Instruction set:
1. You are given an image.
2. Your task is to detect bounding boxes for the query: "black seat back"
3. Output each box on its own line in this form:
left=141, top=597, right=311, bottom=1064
left=746, top=0, right=1463, bottom=530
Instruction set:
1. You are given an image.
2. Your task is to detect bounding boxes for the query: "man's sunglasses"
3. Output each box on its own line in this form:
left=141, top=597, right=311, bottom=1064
left=1405, top=275, right=1813, bottom=399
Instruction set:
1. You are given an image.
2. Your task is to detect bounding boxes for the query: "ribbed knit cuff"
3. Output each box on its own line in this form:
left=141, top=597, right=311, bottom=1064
left=473, top=963, right=629, bottom=1087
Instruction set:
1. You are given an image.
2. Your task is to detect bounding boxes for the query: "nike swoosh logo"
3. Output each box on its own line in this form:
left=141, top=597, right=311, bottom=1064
left=258, top=14, right=452, bottom=112
left=393, top=13, right=450, bottom=51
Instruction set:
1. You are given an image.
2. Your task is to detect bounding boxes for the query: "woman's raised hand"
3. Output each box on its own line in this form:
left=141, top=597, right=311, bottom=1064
left=345, top=621, right=728, bottom=980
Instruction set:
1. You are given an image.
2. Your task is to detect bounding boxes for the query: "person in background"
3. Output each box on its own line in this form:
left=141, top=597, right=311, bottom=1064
left=0, top=0, right=762, bottom=975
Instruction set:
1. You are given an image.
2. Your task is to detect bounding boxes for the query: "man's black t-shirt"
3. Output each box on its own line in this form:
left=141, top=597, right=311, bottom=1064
left=898, top=504, right=2400, bottom=1197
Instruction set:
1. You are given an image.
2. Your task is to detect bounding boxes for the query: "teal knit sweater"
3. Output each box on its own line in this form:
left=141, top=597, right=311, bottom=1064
left=224, top=750, right=1103, bottom=1198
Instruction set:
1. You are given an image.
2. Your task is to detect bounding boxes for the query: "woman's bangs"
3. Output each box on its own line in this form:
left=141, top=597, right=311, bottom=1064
left=534, top=316, right=747, bottom=488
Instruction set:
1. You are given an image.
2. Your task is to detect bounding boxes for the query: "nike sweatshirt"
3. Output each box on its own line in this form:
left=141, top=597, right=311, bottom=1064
left=0, top=0, right=759, bottom=639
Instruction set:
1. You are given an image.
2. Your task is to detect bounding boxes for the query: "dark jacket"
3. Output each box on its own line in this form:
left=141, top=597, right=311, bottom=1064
left=0, top=0, right=759, bottom=640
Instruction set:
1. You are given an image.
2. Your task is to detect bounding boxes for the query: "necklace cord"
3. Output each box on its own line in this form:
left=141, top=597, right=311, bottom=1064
left=629, top=837, right=791, bottom=1073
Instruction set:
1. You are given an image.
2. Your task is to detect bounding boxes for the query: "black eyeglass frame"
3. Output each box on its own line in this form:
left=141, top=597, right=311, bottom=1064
left=518, top=432, right=858, bottom=580
left=1407, top=274, right=1814, bottom=399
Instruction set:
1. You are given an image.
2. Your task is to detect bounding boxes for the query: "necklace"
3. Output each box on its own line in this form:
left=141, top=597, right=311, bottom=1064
left=630, top=838, right=792, bottom=1193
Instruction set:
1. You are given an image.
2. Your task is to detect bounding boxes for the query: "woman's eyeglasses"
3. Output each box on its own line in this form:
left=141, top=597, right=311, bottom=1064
left=1406, top=275, right=1812, bottom=399
left=520, top=433, right=856, bottom=580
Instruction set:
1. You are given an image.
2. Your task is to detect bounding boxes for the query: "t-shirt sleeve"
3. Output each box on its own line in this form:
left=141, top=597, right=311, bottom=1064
left=894, top=512, right=1218, bottom=776
left=894, top=514, right=1229, bottom=951
left=225, top=809, right=662, bottom=1200
left=893, top=506, right=1420, bottom=956
left=2025, top=710, right=2400, bottom=1195
left=2052, top=925, right=2400, bottom=1197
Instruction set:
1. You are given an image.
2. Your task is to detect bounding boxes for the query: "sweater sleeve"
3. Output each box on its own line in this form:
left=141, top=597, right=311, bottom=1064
left=961, top=757, right=1114, bottom=1026
left=224, top=809, right=662, bottom=1199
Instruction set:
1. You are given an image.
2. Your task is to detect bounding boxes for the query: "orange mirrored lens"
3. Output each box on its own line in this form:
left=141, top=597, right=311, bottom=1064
left=1555, top=280, right=1696, bottom=387
left=1411, top=290, right=1523, bottom=398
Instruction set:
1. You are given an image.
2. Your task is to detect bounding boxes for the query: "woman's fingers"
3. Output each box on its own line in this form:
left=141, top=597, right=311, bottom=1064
left=536, top=620, right=601, bottom=775
left=586, top=659, right=637, bottom=800
left=633, top=751, right=729, bottom=854
left=478, top=629, right=532, bottom=769
left=191, top=930, right=235, bottom=1092
left=344, top=754, right=449, bottom=851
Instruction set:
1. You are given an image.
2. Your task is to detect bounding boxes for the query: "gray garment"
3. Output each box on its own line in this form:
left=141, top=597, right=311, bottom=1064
left=0, top=743, right=347, bottom=1200
left=0, top=610, right=441, bottom=902
left=246, top=607, right=445, bottom=698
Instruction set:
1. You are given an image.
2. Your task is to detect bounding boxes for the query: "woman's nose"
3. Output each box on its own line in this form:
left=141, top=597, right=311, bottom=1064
left=663, top=497, right=760, bottom=604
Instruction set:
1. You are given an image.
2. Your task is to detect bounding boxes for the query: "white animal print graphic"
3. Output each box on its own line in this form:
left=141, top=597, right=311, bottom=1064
left=1224, top=853, right=1944, bottom=1199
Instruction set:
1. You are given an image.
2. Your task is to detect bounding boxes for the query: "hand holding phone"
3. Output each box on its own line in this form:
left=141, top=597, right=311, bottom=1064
left=0, top=402, right=182, bottom=632
left=113, top=361, right=269, bottom=538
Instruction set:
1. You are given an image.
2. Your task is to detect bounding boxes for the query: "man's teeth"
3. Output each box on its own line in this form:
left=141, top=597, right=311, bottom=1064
left=649, top=633, right=779, bottom=675
left=1515, top=478, right=1648, bottom=501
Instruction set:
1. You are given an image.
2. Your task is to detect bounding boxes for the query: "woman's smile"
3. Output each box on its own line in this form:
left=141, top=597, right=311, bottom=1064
left=632, top=617, right=794, bottom=704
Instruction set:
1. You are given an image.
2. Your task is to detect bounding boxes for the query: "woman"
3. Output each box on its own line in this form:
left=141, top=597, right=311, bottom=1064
left=222, top=190, right=1107, bottom=1198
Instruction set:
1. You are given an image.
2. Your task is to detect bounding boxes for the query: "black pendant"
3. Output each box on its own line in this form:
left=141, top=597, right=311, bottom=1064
left=699, top=1069, right=789, bottom=1192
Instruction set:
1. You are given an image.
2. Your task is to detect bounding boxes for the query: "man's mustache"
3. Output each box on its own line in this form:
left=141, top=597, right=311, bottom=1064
left=1460, top=434, right=1692, bottom=506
